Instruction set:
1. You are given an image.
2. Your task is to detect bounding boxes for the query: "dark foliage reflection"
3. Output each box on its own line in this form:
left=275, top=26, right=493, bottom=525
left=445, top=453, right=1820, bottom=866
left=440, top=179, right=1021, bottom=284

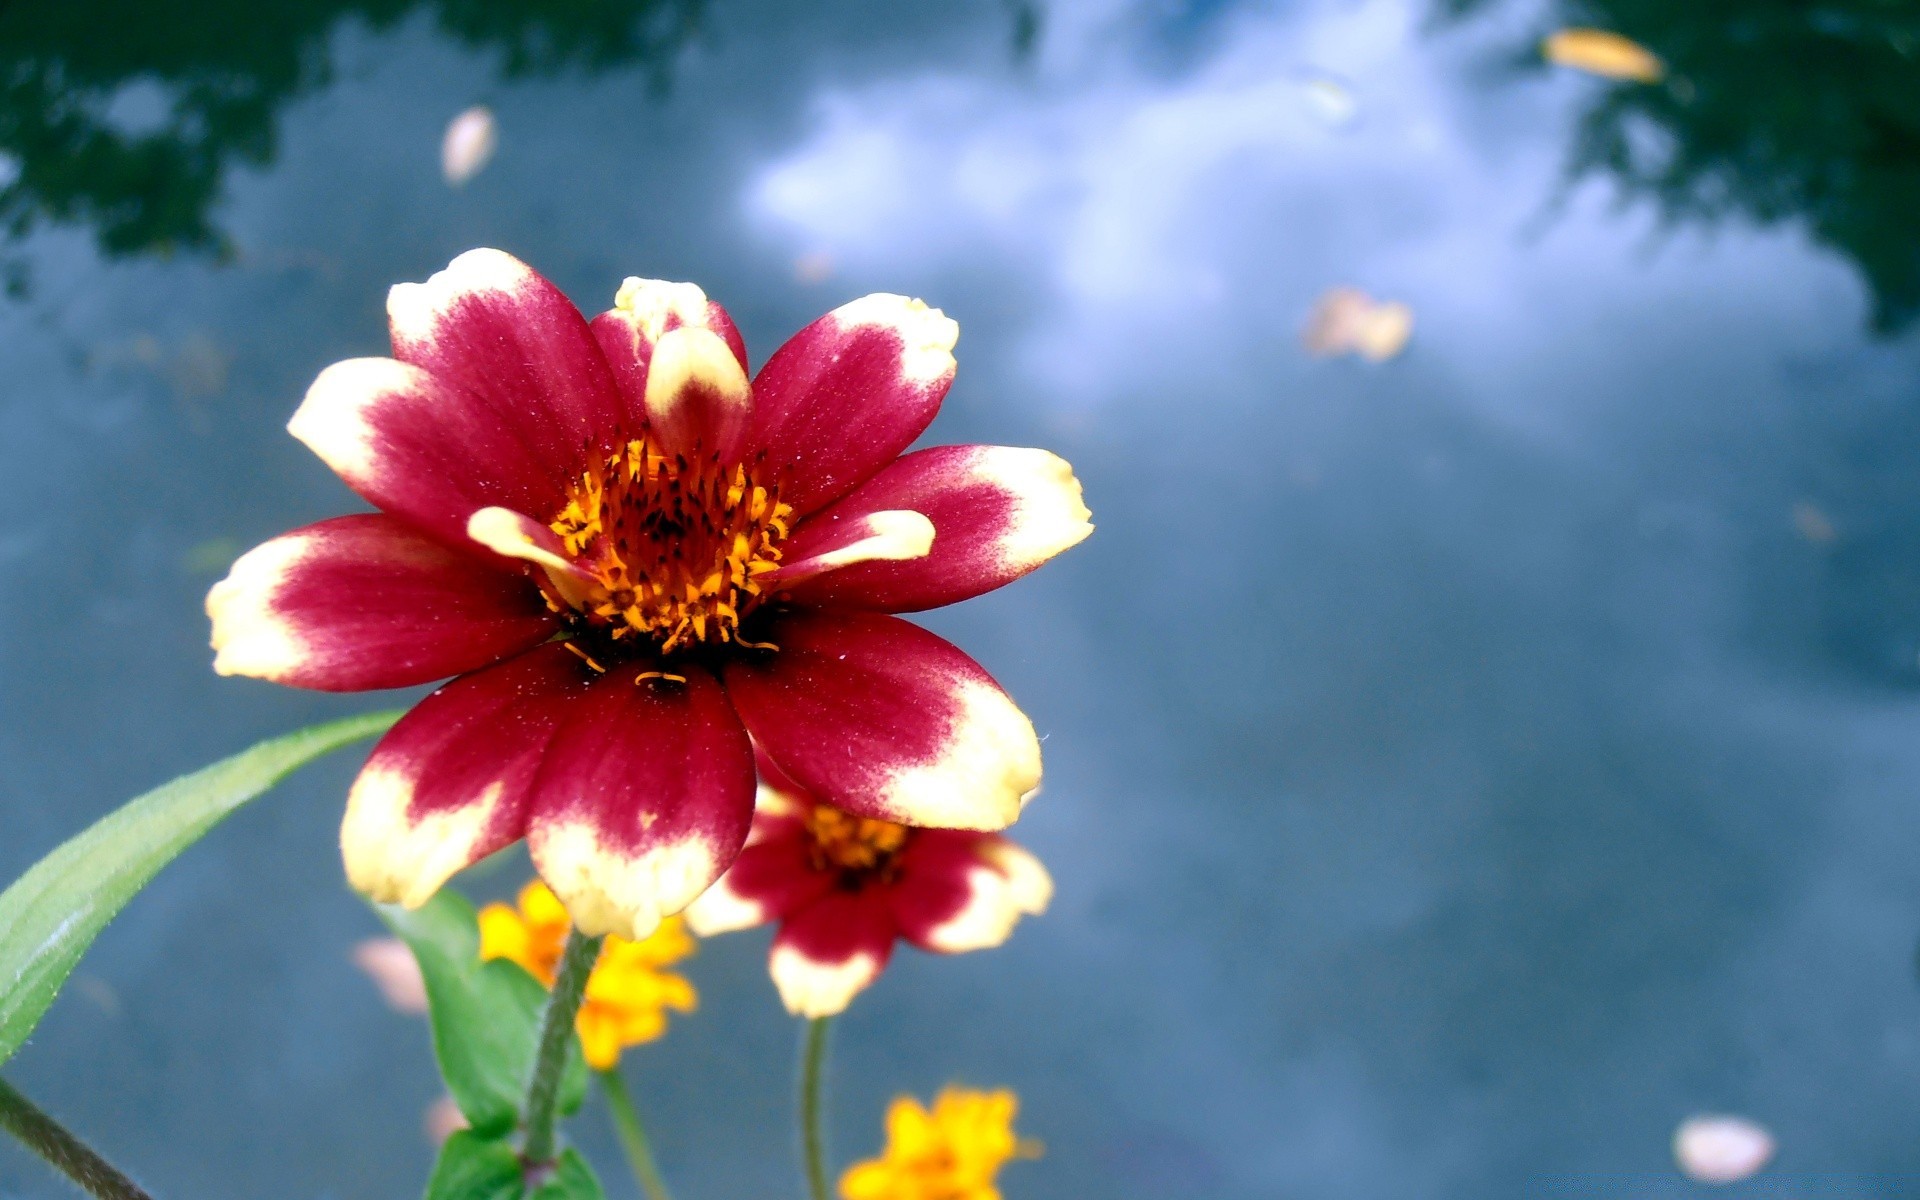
left=1449, top=0, right=1920, bottom=335
left=0, top=0, right=702, bottom=291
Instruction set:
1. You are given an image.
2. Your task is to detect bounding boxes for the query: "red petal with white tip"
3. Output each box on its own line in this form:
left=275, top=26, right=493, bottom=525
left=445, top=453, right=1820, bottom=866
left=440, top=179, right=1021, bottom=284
left=746, top=294, right=958, bottom=516
left=526, top=663, right=756, bottom=941
left=722, top=610, right=1040, bottom=831
left=207, top=514, right=556, bottom=692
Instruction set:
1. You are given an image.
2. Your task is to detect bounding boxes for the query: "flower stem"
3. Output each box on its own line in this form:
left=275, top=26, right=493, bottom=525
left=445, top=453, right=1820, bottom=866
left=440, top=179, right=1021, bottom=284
left=799, top=1016, right=834, bottom=1200
left=0, top=1076, right=151, bottom=1200
left=522, top=927, right=603, bottom=1167
left=598, top=1067, right=671, bottom=1200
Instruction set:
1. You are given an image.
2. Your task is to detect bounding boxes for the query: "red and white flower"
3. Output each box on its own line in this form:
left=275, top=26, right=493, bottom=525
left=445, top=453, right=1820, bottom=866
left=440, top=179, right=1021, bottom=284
left=207, top=250, right=1091, bottom=940
left=686, top=753, right=1052, bottom=1017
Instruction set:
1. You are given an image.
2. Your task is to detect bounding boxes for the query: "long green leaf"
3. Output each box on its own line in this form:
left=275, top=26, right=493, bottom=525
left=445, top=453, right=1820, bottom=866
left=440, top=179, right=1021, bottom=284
left=0, top=709, right=401, bottom=1065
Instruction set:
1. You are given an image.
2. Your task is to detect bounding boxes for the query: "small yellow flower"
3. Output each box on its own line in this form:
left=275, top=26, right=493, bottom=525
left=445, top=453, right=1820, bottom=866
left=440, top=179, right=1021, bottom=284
left=839, top=1087, right=1040, bottom=1200
left=478, top=880, right=697, bottom=1069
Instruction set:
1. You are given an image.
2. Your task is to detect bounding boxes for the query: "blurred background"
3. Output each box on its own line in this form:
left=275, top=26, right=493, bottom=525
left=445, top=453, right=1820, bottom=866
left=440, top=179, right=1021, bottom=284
left=3, top=0, right=1920, bottom=1195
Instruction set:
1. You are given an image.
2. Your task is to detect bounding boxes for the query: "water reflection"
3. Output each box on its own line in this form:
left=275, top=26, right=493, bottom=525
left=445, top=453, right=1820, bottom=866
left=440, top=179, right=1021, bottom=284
left=0, top=0, right=702, bottom=290
left=1448, top=0, right=1920, bottom=334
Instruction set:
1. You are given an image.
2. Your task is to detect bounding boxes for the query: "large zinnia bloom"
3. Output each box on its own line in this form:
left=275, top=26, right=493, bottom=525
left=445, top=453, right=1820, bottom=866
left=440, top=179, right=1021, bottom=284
left=207, top=249, right=1092, bottom=939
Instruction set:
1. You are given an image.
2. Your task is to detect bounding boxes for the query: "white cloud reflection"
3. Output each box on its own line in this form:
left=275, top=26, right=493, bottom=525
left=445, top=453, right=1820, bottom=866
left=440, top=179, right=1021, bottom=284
left=747, top=0, right=1858, bottom=438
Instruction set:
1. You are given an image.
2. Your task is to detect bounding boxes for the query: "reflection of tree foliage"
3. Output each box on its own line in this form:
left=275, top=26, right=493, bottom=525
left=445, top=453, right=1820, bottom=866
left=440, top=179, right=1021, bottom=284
left=1444, top=0, right=1920, bottom=335
left=0, top=0, right=702, bottom=290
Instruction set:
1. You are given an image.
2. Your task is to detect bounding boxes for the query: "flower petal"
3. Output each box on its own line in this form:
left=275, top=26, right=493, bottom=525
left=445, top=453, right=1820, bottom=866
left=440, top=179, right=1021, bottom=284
left=892, top=833, right=1052, bottom=953
left=746, top=294, right=958, bottom=516
left=464, top=506, right=600, bottom=608
left=342, top=643, right=590, bottom=907
left=287, top=357, right=564, bottom=550
left=722, top=611, right=1041, bottom=830
left=387, top=248, right=623, bottom=471
left=683, top=827, right=833, bottom=936
left=207, top=514, right=556, bottom=691
left=767, top=509, right=934, bottom=590
left=526, top=664, right=756, bottom=941
left=589, top=278, right=749, bottom=432
left=641, top=326, right=752, bottom=462
left=768, top=890, right=896, bottom=1017
left=783, top=445, right=1092, bottom=612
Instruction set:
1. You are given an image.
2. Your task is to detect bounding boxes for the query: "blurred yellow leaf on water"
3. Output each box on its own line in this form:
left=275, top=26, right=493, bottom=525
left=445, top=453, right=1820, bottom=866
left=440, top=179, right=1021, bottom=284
left=1543, top=28, right=1664, bottom=83
left=1303, top=287, right=1413, bottom=362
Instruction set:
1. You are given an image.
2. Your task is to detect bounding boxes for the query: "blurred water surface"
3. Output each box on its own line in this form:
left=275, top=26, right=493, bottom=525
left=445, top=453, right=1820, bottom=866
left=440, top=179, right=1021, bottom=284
left=4, top=0, right=1920, bottom=1196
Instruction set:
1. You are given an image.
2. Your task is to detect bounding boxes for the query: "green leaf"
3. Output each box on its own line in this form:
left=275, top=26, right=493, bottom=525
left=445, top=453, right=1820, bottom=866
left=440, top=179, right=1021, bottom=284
left=0, top=709, right=402, bottom=1066
left=379, top=890, right=587, bottom=1136
left=529, top=1149, right=605, bottom=1200
left=420, top=1134, right=604, bottom=1200
left=424, top=1129, right=523, bottom=1200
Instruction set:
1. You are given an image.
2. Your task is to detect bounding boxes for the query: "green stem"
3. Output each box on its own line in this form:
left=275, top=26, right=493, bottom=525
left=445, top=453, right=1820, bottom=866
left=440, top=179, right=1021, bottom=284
left=799, top=1016, right=834, bottom=1200
left=522, top=927, right=603, bottom=1167
left=598, top=1067, right=671, bottom=1200
left=0, top=1076, right=151, bottom=1200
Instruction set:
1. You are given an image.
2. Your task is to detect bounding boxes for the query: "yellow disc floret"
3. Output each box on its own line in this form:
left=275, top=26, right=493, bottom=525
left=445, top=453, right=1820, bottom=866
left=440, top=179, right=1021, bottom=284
left=804, top=805, right=912, bottom=875
left=547, top=437, right=792, bottom=654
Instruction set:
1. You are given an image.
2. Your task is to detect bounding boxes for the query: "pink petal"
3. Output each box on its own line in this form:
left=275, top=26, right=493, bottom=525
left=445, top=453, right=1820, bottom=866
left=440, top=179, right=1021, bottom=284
left=351, top=937, right=428, bottom=1013
left=722, top=611, right=1040, bottom=831
left=745, top=294, right=958, bottom=517
left=423, top=1096, right=469, bottom=1145
left=768, top=889, right=897, bottom=1017
left=207, top=514, right=557, bottom=691
left=782, top=445, right=1091, bottom=611
left=288, top=357, right=565, bottom=551
left=341, top=643, right=591, bottom=907
left=387, top=249, right=624, bottom=473
left=526, top=663, right=756, bottom=940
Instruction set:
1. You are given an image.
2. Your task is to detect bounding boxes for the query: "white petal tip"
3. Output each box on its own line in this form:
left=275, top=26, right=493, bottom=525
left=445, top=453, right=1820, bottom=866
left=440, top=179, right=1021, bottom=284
left=770, top=944, right=881, bottom=1018
left=531, top=825, right=725, bottom=942
left=613, top=277, right=713, bottom=343
left=206, top=536, right=308, bottom=681
left=832, top=293, right=959, bottom=385
left=974, top=447, right=1094, bottom=572
left=881, top=679, right=1041, bottom=831
left=342, top=768, right=509, bottom=910
left=683, top=876, right=768, bottom=937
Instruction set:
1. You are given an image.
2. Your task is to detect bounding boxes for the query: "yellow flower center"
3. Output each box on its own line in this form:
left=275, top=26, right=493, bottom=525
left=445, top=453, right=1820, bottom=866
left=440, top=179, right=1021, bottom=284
left=804, top=805, right=911, bottom=875
left=546, top=437, right=793, bottom=655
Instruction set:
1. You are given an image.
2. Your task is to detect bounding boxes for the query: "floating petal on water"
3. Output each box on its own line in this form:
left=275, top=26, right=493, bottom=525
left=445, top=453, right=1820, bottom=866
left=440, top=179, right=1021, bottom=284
left=1792, top=501, right=1837, bottom=545
left=1673, top=1114, right=1774, bottom=1184
left=441, top=106, right=498, bottom=186
left=1544, top=29, right=1664, bottom=83
left=1302, top=287, right=1412, bottom=361
left=1301, top=76, right=1358, bottom=126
